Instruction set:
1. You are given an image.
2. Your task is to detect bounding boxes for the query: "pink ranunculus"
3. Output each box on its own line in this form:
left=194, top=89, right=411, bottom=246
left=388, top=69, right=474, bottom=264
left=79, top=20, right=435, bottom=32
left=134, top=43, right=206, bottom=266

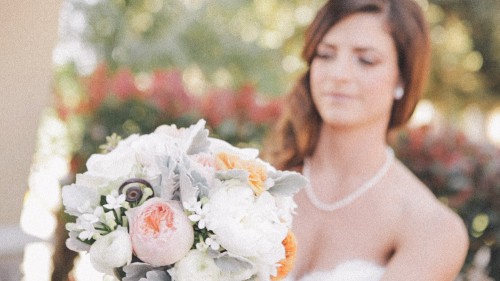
left=127, top=198, right=194, bottom=266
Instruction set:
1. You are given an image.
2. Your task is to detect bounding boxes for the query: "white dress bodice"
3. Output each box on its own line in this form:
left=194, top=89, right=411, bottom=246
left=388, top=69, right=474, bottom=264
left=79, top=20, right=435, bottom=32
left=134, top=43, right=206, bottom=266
left=284, top=259, right=385, bottom=281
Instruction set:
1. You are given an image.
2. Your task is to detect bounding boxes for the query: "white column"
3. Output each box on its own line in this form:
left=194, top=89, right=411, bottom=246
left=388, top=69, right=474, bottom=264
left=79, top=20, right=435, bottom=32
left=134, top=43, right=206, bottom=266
left=0, top=1, right=61, bottom=280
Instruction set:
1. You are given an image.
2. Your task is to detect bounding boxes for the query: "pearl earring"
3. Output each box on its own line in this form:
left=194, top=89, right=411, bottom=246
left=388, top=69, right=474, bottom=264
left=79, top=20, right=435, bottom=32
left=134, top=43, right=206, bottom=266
left=394, top=87, right=404, bottom=100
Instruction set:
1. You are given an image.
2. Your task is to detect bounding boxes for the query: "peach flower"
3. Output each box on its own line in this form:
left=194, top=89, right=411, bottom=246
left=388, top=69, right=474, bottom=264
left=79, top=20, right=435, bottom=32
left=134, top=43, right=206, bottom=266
left=216, top=152, right=268, bottom=196
left=127, top=198, right=194, bottom=266
left=272, top=231, right=297, bottom=281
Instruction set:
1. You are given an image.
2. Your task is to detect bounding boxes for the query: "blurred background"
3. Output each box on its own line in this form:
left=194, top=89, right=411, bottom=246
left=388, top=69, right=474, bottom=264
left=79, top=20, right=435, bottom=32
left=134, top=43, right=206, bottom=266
left=1, top=0, right=499, bottom=280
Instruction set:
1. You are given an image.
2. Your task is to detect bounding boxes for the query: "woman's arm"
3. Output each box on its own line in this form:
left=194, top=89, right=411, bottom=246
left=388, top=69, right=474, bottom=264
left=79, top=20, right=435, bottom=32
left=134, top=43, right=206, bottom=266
left=382, top=198, right=469, bottom=281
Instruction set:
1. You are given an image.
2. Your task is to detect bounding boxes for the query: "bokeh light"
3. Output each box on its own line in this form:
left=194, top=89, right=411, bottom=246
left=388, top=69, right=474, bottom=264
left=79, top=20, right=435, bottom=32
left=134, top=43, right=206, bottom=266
left=409, top=99, right=436, bottom=127
left=486, top=107, right=500, bottom=147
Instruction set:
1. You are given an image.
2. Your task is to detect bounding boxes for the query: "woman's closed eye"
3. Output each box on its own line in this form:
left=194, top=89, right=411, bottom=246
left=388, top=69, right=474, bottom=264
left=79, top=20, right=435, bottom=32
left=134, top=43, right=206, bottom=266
left=358, top=56, right=377, bottom=65
left=315, top=50, right=380, bottom=66
left=315, top=51, right=336, bottom=60
left=356, top=51, right=382, bottom=66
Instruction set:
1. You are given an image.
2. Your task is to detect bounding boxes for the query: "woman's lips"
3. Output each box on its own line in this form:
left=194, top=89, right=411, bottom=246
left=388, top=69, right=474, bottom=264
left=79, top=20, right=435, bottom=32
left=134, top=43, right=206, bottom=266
left=323, top=93, right=354, bottom=102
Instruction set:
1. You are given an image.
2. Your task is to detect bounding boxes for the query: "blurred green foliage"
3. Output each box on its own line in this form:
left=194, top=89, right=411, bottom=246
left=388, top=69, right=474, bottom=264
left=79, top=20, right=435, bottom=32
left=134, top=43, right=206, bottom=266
left=56, top=0, right=326, bottom=96
left=56, top=0, right=500, bottom=109
left=426, top=0, right=500, bottom=115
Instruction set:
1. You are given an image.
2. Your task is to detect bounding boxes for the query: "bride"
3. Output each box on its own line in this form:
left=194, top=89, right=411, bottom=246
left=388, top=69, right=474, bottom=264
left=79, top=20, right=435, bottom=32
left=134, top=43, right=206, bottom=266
left=265, top=0, right=469, bottom=280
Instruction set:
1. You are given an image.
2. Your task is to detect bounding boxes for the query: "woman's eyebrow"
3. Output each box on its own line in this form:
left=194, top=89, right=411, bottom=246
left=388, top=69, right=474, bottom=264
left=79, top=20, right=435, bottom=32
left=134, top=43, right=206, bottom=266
left=318, top=42, right=379, bottom=52
left=317, top=42, right=337, bottom=50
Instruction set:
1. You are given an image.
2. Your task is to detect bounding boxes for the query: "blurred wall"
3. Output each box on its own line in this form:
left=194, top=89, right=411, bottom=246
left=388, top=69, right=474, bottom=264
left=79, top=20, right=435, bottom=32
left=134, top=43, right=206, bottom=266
left=0, top=2, right=61, bottom=278
left=0, top=1, right=61, bottom=226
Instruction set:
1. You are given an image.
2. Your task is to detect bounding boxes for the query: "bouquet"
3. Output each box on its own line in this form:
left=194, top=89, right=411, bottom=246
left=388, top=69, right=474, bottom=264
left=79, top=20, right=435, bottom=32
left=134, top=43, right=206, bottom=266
left=62, top=119, right=306, bottom=281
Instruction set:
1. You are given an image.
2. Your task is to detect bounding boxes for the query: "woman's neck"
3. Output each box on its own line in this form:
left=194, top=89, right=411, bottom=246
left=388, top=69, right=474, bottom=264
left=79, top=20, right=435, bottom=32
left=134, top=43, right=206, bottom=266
left=309, top=123, right=389, bottom=188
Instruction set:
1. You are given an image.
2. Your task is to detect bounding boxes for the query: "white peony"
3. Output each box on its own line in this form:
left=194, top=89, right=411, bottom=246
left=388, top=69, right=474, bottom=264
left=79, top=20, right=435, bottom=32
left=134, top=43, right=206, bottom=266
left=85, top=140, right=138, bottom=182
left=89, top=227, right=132, bottom=275
left=205, top=179, right=288, bottom=266
left=167, top=250, right=221, bottom=281
left=274, top=196, right=298, bottom=228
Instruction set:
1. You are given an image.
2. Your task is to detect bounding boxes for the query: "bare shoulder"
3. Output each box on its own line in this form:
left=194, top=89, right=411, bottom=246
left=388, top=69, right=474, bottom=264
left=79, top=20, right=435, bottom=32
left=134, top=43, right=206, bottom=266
left=384, top=161, right=469, bottom=280
left=391, top=161, right=466, bottom=230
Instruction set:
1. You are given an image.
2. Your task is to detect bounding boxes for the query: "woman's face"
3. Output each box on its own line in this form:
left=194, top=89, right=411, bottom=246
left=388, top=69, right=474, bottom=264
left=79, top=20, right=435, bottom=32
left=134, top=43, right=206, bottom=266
left=310, top=13, right=400, bottom=130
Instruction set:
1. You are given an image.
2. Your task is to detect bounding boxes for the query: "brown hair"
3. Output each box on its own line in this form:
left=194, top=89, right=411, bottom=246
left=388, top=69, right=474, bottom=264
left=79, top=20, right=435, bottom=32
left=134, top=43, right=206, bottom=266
left=264, top=0, right=431, bottom=170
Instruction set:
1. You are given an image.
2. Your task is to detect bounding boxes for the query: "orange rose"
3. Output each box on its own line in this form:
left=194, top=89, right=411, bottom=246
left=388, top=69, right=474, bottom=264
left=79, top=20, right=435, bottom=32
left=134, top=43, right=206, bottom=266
left=272, top=231, right=297, bottom=281
left=216, top=152, right=267, bottom=195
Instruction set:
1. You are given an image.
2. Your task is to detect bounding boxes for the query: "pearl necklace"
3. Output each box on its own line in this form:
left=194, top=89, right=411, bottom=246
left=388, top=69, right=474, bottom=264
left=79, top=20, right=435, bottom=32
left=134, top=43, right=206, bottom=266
left=302, top=147, right=394, bottom=212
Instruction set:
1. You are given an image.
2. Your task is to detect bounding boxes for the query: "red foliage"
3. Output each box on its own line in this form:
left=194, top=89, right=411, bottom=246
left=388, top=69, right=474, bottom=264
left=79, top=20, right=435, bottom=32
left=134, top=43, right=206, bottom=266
left=58, top=63, right=284, bottom=145
left=148, top=70, right=194, bottom=118
left=86, top=63, right=108, bottom=110
left=391, top=125, right=500, bottom=209
left=110, top=68, right=140, bottom=100
left=200, top=88, right=238, bottom=127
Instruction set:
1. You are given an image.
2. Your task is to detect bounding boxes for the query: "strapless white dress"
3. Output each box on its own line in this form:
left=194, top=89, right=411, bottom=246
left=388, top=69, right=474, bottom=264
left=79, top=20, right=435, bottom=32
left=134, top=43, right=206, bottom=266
left=284, top=260, right=385, bottom=281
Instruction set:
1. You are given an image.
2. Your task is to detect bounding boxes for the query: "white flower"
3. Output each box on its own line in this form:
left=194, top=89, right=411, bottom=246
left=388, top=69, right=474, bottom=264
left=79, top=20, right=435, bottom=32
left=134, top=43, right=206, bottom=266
left=103, top=211, right=118, bottom=229
left=74, top=173, right=113, bottom=194
left=76, top=214, right=101, bottom=241
left=62, top=183, right=100, bottom=217
left=205, top=236, right=220, bottom=251
left=65, top=229, right=90, bottom=252
left=70, top=206, right=109, bottom=241
left=129, top=133, right=172, bottom=177
left=204, top=179, right=288, bottom=266
left=89, top=227, right=132, bottom=275
left=208, top=137, right=259, bottom=160
left=85, top=138, right=138, bottom=182
left=188, top=213, right=203, bottom=228
left=80, top=213, right=99, bottom=225
left=84, top=206, right=104, bottom=221
left=274, top=196, right=298, bottom=228
left=195, top=242, right=206, bottom=251
left=167, top=250, right=221, bottom=281
left=183, top=197, right=202, bottom=212
left=66, top=223, right=90, bottom=252
left=194, top=235, right=219, bottom=252
left=103, top=192, right=126, bottom=210
left=186, top=199, right=209, bottom=229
